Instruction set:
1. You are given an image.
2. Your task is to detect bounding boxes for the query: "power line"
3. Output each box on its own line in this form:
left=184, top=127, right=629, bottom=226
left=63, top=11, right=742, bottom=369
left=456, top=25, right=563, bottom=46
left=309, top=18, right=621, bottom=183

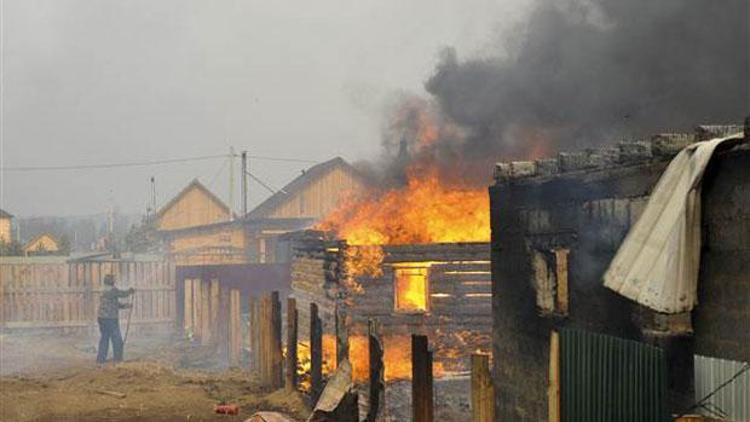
left=246, top=170, right=287, bottom=196
left=0, top=154, right=228, bottom=172
left=0, top=153, right=320, bottom=172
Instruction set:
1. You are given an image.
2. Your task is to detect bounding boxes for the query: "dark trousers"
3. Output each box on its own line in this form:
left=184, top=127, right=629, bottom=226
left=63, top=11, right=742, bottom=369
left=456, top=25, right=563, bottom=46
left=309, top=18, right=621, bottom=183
left=97, top=317, right=124, bottom=363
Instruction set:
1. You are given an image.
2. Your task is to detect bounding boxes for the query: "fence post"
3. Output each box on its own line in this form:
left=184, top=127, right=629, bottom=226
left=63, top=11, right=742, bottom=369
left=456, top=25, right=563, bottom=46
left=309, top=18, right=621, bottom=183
left=229, top=288, right=242, bottom=366
left=209, top=280, right=219, bottom=344
left=183, top=279, right=193, bottom=337
left=471, top=352, right=494, bottom=422
left=286, top=297, right=298, bottom=391
left=218, top=286, right=230, bottom=364
left=548, top=330, right=561, bottom=422
left=310, top=302, right=323, bottom=402
left=248, top=296, right=259, bottom=372
left=367, top=319, right=385, bottom=422
left=200, top=281, right=211, bottom=345
left=271, top=291, right=283, bottom=389
left=412, top=334, right=434, bottom=422
left=335, top=304, right=349, bottom=368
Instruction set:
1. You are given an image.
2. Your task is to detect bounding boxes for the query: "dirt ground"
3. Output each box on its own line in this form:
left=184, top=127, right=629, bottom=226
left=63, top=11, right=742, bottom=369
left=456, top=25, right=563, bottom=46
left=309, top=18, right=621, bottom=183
left=0, top=333, right=311, bottom=421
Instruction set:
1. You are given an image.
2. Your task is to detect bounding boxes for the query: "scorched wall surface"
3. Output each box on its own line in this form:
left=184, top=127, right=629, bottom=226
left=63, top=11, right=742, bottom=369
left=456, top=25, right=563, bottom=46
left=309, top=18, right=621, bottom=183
left=490, top=144, right=750, bottom=421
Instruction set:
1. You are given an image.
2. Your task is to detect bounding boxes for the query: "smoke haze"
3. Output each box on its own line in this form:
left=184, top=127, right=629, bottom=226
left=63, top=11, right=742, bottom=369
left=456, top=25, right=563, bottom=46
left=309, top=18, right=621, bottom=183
left=373, top=0, right=748, bottom=188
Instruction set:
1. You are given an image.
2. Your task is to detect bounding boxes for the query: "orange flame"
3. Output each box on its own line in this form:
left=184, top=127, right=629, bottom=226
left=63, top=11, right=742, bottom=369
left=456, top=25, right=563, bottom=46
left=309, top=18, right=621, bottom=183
left=317, top=168, right=489, bottom=246
left=348, top=334, right=444, bottom=382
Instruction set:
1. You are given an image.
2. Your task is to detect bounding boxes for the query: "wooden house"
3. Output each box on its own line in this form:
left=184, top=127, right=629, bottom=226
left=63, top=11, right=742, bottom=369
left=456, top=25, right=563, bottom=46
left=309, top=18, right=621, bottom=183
left=0, top=209, right=12, bottom=244
left=155, top=179, right=242, bottom=266
left=22, top=233, right=61, bottom=256
left=158, top=157, right=368, bottom=267
left=245, top=157, right=369, bottom=263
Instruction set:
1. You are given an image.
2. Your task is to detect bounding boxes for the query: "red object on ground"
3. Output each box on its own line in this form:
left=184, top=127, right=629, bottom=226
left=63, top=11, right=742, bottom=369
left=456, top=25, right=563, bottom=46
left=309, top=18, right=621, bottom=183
left=215, top=403, right=239, bottom=415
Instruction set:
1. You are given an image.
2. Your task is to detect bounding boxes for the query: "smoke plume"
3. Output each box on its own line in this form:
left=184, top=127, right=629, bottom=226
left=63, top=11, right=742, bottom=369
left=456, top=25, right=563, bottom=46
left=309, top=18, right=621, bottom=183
left=379, top=0, right=748, bottom=185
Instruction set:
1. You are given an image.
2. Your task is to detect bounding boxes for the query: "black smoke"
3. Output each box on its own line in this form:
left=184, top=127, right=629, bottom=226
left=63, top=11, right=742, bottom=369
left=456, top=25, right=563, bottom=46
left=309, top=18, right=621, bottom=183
left=424, top=0, right=749, bottom=161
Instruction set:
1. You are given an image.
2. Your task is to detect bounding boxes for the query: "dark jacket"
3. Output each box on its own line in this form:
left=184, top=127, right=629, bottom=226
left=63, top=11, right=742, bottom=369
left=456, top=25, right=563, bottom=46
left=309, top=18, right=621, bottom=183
left=98, top=286, right=131, bottom=319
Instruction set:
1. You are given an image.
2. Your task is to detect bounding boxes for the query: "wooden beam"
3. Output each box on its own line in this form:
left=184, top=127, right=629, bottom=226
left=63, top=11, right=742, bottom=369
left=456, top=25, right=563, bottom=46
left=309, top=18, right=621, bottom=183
left=209, top=279, right=220, bottom=345
left=270, top=291, right=283, bottom=389
left=192, top=279, right=202, bottom=340
left=200, top=281, right=211, bottom=345
left=471, top=352, right=494, bottom=422
left=554, top=249, right=569, bottom=315
left=412, top=334, right=434, bottom=422
left=248, top=295, right=259, bottom=372
left=229, top=288, right=242, bottom=366
left=286, top=297, right=298, bottom=391
left=335, top=304, right=349, bottom=368
left=367, top=319, right=385, bottom=422
left=548, top=330, right=561, bottom=422
left=183, top=279, right=193, bottom=336
left=310, top=302, right=323, bottom=402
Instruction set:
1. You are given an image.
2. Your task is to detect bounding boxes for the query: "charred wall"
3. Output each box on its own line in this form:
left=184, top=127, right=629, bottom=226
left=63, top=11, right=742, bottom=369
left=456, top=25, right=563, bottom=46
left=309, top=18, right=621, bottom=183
left=490, top=129, right=750, bottom=421
left=346, top=242, right=492, bottom=372
left=288, top=230, right=493, bottom=376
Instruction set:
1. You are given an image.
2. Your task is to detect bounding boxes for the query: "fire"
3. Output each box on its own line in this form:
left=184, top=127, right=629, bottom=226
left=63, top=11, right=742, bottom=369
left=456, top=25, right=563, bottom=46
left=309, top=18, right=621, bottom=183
left=317, top=168, right=489, bottom=246
left=393, top=265, right=428, bottom=312
left=347, top=334, right=445, bottom=383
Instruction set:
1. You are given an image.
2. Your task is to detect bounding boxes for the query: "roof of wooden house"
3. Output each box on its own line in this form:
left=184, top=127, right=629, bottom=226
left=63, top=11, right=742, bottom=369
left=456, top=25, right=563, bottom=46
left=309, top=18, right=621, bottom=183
left=247, top=157, right=366, bottom=219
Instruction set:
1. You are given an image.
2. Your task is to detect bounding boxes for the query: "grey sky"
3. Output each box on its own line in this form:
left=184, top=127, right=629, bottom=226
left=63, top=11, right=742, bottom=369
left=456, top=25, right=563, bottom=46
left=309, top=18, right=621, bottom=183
left=1, top=0, right=530, bottom=217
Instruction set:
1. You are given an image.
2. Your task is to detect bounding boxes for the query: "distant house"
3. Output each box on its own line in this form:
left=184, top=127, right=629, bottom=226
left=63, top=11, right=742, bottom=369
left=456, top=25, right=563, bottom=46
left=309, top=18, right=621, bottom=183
left=156, top=179, right=233, bottom=231
left=247, top=157, right=368, bottom=221
left=23, top=233, right=61, bottom=256
left=0, top=209, right=12, bottom=243
left=157, top=157, right=368, bottom=267
left=245, top=157, right=369, bottom=263
left=155, top=179, right=242, bottom=266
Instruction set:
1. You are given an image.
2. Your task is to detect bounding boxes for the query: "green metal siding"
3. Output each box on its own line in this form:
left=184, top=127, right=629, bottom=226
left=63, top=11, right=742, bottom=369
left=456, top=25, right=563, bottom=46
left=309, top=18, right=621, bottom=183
left=560, top=328, right=667, bottom=422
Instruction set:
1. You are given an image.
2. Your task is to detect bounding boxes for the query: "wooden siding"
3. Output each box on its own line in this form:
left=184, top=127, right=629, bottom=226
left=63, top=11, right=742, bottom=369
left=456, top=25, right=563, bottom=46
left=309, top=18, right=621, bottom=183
left=158, top=184, right=230, bottom=231
left=264, top=167, right=366, bottom=220
left=290, top=240, right=492, bottom=373
left=167, top=226, right=246, bottom=266
left=0, top=217, right=11, bottom=243
left=23, top=234, right=60, bottom=254
left=0, top=257, right=176, bottom=334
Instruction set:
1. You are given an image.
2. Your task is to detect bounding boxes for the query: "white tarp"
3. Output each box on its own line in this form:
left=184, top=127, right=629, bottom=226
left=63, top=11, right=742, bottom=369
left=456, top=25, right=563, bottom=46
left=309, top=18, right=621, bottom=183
left=603, top=133, right=743, bottom=313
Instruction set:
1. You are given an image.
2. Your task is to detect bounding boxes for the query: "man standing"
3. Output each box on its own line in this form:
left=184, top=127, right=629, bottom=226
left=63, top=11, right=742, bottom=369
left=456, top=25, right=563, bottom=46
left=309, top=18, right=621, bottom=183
left=96, top=274, right=135, bottom=364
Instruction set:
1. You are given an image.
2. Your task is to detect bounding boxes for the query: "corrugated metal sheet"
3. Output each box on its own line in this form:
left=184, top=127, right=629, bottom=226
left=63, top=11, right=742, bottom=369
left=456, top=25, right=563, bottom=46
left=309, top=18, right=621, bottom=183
left=560, top=328, right=667, bottom=422
left=694, top=355, right=750, bottom=421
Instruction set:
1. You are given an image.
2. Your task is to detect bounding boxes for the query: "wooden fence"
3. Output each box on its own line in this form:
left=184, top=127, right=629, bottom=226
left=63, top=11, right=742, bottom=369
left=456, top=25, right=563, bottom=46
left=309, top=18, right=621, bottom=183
left=0, top=256, right=176, bottom=334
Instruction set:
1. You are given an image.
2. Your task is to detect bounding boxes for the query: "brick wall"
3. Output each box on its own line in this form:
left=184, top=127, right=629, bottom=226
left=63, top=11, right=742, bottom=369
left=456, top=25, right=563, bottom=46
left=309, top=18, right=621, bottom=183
left=490, top=140, right=750, bottom=420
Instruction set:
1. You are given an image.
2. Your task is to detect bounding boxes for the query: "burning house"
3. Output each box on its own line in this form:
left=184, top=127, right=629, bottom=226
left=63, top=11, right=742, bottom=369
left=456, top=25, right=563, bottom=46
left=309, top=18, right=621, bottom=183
left=288, top=132, right=495, bottom=384
left=490, top=124, right=750, bottom=421
left=289, top=232, right=492, bottom=382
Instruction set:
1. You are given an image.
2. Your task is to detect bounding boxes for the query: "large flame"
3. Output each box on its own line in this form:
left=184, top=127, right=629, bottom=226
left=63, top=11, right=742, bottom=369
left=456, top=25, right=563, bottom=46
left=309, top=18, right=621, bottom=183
left=317, top=168, right=489, bottom=246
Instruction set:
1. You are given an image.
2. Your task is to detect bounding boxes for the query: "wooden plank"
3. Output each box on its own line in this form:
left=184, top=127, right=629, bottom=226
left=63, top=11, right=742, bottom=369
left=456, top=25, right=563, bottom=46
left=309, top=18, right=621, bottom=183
left=271, top=291, right=282, bottom=389
left=249, top=296, right=260, bottom=372
left=201, top=281, right=211, bottom=345
left=555, top=249, right=569, bottom=315
left=412, top=334, right=434, bottom=422
left=210, top=279, right=220, bottom=345
left=285, top=297, right=298, bottom=391
left=335, top=304, right=348, bottom=367
left=183, top=278, right=193, bottom=335
left=548, top=330, right=561, bottom=422
left=229, top=288, right=242, bottom=366
left=310, top=302, right=323, bottom=401
left=471, top=353, right=494, bottom=422
left=193, top=279, right=202, bottom=340
left=367, top=319, right=385, bottom=422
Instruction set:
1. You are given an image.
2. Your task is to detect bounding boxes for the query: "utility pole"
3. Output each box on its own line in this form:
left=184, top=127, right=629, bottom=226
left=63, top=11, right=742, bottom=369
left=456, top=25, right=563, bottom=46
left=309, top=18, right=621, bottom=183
left=229, top=146, right=235, bottom=219
left=150, top=176, right=156, bottom=216
left=241, top=150, right=248, bottom=217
